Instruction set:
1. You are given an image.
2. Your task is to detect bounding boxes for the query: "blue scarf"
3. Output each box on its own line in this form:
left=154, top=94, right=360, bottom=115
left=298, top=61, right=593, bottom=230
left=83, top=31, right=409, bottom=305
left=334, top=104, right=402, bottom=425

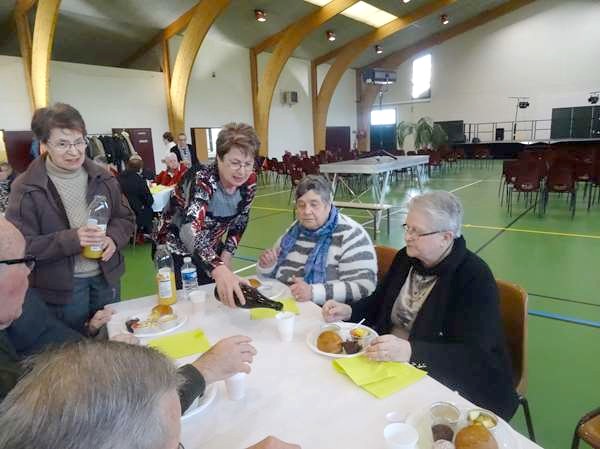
left=273, top=206, right=339, bottom=284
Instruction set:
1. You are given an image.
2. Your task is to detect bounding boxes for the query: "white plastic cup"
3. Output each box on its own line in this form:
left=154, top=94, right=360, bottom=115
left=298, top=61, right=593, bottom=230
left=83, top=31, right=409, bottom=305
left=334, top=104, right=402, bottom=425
left=225, top=372, right=246, bottom=401
left=189, top=290, right=207, bottom=315
left=275, top=311, right=295, bottom=342
left=383, top=423, right=419, bottom=449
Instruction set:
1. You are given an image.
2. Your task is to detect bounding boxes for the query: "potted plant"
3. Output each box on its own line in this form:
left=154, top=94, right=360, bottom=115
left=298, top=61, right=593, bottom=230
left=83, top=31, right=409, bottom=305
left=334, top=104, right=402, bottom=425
left=396, top=117, right=448, bottom=150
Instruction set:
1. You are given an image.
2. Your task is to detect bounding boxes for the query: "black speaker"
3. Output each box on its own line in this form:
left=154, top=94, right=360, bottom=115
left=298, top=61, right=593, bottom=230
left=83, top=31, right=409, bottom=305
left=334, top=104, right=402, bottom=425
left=495, top=128, right=504, bottom=141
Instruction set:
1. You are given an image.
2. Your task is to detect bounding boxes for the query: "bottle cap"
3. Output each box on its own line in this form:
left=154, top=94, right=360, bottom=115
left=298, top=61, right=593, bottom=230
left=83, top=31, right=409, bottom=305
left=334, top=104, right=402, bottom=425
left=183, top=257, right=192, bottom=263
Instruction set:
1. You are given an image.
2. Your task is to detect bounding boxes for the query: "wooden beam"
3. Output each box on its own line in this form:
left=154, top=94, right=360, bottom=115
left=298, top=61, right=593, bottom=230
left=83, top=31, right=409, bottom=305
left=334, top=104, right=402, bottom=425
left=161, top=40, right=175, bottom=133
left=31, top=0, right=60, bottom=108
left=253, top=28, right=288, bottom=55
left=15, top=10, right=34, bottom=112
left=313, top=0, right=455, bottom=152
left=0, top=0, right=38, bottom=46
left=169, top=0, right=230, bottom=135
left=355, top=0, right=537, bottom=149
left=249, top=48, right=259, bottom=127
left=310, top=61, right=318, bottom=153
left=254, top=0, right=359, bottom=156
left=119, top=5, right=196, bottom=68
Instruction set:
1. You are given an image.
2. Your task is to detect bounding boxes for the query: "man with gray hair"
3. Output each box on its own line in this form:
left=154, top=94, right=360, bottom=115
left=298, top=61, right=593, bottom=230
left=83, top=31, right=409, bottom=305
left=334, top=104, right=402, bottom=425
left=0, top=341, right=300, bottom=449
left=258, top=175, right=377, bottom=305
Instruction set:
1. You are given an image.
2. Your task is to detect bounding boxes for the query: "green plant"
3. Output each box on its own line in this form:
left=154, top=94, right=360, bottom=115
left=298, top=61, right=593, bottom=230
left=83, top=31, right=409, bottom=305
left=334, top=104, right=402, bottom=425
left=395, top=117, right=448, bottom=150
left=396, top=121, right=415, bottom=148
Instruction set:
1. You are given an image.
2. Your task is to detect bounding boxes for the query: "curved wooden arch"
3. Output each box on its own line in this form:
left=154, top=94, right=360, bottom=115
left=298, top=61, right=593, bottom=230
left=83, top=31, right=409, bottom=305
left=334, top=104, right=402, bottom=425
left=254, top=0, right=358, bottom=156
left=31, top=0, right=60, bottom=108
left=169, top=0, right=230, bottom=135
left=313, top=0, right=455, bottom=152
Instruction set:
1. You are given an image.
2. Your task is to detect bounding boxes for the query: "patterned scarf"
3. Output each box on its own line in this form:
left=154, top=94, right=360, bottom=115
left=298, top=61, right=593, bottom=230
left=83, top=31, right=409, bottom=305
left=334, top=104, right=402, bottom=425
left=273, top=206, right=339, bottom=284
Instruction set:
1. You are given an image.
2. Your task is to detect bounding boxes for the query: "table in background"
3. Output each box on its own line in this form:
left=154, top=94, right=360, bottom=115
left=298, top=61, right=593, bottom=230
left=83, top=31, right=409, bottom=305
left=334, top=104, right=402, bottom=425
left=150, top=185, right=174, bottom=213
left=107, top=283, right=542, bottom=449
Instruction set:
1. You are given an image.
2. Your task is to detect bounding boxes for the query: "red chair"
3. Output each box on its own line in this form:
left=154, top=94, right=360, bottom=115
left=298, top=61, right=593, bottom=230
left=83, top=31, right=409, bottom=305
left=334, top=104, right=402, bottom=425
left=287, top=166, right=305, bottom=204
left=427, top=152, right=443, bottom=176
left=474, top=147, right=492, bottom=168
left=508, top=171, right=543, bottom=216
left=543, top=167, right=577, bottom=218
left=499, top=160, right=520, bottom=206
left=571, top=407, right=600, bottom=449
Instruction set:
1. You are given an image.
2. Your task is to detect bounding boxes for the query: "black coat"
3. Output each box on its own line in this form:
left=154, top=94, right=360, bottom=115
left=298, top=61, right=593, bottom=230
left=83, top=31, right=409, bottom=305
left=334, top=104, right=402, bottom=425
left=118, top=170, right=154, bottom=232
left=171, top=144, right=199, bottom=167
left=351, top=237, right=519, bottom=420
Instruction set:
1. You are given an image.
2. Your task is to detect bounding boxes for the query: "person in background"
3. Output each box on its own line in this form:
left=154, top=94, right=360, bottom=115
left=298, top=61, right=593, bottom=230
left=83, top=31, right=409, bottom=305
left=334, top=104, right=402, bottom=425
left=129, top=154, right=156, bottom=182
left=118, top=157, right=154, bottom=244
left=0, top=162, right=16, bottom=213
left=156, top=123, right=258, bottom=306
left=321, top=191, right=518, bottom=420
left=155, top=153, right=187, bottom=186
left=257, top=175, right=377, bottom=305
left=5, top=103, right=135, bottom=334
left=162, top=131, right=176, bottom=159
left=92, top=155, right=118, bottom=176
left=0, top=341, right=298, bottom=449
left=171, top=132, right=199, bottom=168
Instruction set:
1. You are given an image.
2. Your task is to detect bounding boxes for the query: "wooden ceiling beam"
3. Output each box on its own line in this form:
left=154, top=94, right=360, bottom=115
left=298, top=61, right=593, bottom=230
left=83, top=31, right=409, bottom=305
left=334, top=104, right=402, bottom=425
left=0, top=0, right=38, bottom=49
left=31, top=0, right=60, bottom=108
left=119, top=5, right=197, bottom=68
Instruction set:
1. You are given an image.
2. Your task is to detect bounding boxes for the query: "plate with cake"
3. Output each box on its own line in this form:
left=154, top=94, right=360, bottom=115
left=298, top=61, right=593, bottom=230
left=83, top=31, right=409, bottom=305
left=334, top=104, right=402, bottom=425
left=306, top=322, right=378, bottom=358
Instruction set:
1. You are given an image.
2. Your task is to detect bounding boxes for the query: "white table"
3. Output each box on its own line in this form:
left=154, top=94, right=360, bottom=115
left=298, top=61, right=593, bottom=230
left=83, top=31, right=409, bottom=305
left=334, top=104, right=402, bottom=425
left=319, top=156, right=429, bottom=230
left=151, top=186, right=174, bottom=212
left=107, top=283, right=542, bottom=449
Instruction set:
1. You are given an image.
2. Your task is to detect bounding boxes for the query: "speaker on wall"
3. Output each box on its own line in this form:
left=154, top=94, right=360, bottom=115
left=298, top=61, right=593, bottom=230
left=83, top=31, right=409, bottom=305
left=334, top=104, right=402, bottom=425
left=495, top=128, right=504, bottom=141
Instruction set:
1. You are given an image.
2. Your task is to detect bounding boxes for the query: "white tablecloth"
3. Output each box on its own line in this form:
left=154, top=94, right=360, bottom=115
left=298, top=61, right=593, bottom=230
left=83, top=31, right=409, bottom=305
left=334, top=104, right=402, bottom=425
left=151, top=186, right=174, bottom=212
left=319, top=155, right=429, bottom=175
left=107, top=283, right=543, bottom=449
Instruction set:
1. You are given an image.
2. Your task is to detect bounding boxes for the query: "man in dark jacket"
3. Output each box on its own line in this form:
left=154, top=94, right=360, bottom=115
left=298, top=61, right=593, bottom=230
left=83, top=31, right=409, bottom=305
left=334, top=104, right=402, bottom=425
left=171, top=132, right=199, bottom=167
left=118, top=157, right=154, bottom=239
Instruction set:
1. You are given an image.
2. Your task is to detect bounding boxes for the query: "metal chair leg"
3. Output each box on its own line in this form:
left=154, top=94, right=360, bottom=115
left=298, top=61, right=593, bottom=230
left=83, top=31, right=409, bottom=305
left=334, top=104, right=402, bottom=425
left=520, top=395, right=536, bottom=442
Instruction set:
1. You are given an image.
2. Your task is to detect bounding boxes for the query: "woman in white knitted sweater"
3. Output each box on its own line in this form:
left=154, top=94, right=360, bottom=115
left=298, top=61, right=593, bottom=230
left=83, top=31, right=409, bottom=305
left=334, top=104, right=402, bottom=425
left=257, top=175, right=377, bottom=304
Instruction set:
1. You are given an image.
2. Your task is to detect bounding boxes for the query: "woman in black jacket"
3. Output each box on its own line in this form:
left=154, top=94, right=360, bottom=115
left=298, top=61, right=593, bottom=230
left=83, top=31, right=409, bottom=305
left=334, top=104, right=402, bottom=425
left=118, top=158, right=153, bottom=238
left=322, top=191, right=518, bottom=420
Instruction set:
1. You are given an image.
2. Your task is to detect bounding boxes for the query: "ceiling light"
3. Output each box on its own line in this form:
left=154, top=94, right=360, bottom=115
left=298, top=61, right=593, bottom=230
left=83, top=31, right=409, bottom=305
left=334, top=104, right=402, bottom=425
left=375, top=45, right=383, bottom=54
left=254, top=9, right=267, bottom=22
left=440, top=14, right=449, bottom=25
left=518, top=101, right=530, bottom=109
left=403, top=0, right=411, bottom=3
left=589, top=92, right=599, bottom=104
left=326, top=30, right=336, bottom=42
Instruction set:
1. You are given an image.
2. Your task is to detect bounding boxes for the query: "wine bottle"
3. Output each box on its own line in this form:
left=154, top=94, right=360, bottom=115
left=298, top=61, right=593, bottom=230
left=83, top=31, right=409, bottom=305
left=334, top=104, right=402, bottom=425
left=214, top=284, right=283, bottom=310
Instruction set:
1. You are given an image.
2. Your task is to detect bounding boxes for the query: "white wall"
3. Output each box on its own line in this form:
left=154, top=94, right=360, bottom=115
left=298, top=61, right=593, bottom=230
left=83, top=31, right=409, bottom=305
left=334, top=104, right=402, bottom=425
left=0, top=56, right=33, bottom=130
left=379, top=0, right=600, bottom=144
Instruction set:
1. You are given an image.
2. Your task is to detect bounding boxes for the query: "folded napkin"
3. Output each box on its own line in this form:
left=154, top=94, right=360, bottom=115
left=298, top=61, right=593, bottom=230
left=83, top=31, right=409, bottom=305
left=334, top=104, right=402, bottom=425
left=150, top=185, right=171, bottom=194
left=148, top=329, right=211, bottom=359
left=250, top=298, right=300, bottom=320
left=333, top=355, right=427, bottom=399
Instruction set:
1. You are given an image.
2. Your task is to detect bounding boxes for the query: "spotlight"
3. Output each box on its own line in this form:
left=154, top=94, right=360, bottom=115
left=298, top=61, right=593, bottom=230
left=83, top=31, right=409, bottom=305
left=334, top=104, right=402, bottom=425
left=374, top=45, right=383, bottom=54
left=254, top=9, right=267, bottom=22
left=440, top=14, right=449, bottom=25
left=589, top=94, right=599, bottom=104
left=326, top=30, right=336, bottom=42
left=518, top=101, right=530, bottom=109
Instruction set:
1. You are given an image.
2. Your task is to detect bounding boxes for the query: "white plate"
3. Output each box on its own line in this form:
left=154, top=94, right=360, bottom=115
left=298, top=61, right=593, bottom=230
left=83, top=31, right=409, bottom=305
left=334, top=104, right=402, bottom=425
left=124, top=306, right=188, bottom=338
left=305, top=322, right=378, bottom=358
left=406, top=404, right=520, bottom=449
left=181, top=383, right=218, bottom=421
left=257, top=282, right=285, bottom=299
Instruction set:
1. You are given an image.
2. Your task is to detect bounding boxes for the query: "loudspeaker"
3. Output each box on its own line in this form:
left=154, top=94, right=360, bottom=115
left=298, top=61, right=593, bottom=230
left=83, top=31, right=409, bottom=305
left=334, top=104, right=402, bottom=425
left=495, top=128, right=504, bottom=141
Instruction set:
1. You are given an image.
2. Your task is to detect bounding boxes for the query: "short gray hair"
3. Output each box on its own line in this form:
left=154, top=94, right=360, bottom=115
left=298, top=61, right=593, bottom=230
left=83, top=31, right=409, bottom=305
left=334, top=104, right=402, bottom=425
left=0, top=341, right=183, bottom=449
left=295, top=175, right=332, bottom=204
left=407, top=190, right=463, bottom=237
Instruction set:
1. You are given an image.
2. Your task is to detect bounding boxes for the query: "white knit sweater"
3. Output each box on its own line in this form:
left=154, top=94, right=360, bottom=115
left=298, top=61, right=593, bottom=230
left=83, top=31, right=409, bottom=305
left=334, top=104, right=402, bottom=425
left=256, top=214, right=377, bottom=304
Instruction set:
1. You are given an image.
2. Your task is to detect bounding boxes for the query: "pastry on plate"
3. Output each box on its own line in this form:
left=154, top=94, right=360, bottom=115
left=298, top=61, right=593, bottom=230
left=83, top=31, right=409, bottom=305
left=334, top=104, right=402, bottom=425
left=455, top=424, right=498, bottom=449
left=316, top=331, right=343, bottom=354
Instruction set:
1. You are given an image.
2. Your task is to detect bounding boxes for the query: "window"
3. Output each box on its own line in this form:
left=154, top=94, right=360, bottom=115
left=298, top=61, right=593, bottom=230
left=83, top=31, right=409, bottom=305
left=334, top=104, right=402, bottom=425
left=370, top=108, right=396, bottom=125
left=412, top=53, right=431, bottom=99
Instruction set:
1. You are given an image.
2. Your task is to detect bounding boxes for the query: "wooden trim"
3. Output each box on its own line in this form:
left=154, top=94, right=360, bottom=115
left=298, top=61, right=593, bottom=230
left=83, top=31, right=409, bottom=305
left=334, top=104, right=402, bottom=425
left=313, top=0, right=455, bottom=151
left=254, top=0, right=359, bottom=156
left=310, top=61, right=319, bottom=153
left=31, top=0, right=60, bottom=108
left=170, top=0, right=230, bottom=135
left=15, top=11, right=34, bottom=112
left=161, top=40, right=175, bottom=132
left=249, top=48, right=259, bottom=128
left=119, top=5, right=197, bottom=67
left=0, top=0, right=37, bottom=46
left=253, top=28, right=287, bottom=55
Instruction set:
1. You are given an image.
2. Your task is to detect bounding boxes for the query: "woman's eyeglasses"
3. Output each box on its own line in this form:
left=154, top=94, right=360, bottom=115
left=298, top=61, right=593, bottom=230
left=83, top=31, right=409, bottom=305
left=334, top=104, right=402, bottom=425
left=402, top=224, right=445, bottom=238
left=0, top=255, right=36, bottom=270
left=47, top=138, right=88, bottom=152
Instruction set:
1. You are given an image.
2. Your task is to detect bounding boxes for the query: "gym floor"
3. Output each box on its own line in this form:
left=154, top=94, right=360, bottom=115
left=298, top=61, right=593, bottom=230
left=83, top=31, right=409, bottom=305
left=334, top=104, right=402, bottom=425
left=121, top=160, right=600, bottom=449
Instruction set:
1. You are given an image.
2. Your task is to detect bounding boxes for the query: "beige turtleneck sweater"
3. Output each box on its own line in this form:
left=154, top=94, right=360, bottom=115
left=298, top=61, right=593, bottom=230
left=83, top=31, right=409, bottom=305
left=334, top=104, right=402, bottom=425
left=45, top=157, right=101, bottom=278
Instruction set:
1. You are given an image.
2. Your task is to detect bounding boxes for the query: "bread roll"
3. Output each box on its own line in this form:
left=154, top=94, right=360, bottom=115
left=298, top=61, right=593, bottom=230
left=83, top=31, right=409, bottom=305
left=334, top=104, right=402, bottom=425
left=151, top=304, right=173, bottom=319
left=317, top=331, right=343, bottom=354
left=455, top=424, right=498, bottom=449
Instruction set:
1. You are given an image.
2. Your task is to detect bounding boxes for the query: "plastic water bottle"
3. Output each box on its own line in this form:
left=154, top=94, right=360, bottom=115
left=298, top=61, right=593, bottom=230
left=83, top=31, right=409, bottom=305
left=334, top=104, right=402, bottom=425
left=181, top=256, right=198, bottom=299
left=82, top=195, right=109, bottom=259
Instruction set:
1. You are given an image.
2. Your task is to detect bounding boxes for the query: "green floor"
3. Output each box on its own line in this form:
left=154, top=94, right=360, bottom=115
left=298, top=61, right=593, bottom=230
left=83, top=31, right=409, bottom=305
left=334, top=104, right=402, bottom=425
left=121, top=160, right=600, bottom=449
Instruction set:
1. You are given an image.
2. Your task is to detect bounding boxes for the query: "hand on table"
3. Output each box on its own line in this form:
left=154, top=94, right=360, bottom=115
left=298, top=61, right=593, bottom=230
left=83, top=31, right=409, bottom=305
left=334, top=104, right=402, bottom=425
left=321, top=300, right=352, bottom=323
left=192, top=335, right=257, bottom=385
left=289, top=276, right=312, bottom=302
left=246, top=436, right=301, bottom=449
left=212, top=264, right=246, bottom=307
left=258, top=248, right=279, bottom=269
left=364, top=334, right=412, bottom=362
left=87, top=306, right=115, bottom=335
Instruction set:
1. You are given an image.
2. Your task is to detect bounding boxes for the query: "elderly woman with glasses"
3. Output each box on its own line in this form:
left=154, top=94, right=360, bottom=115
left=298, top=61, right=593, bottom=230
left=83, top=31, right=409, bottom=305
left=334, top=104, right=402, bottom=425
left=5, top=103, right=135, bottom=334
left=321, top=191, right=518, bottom=420
left=257, top=175, right=377, bottom=305
left=156, top=123, right=259, bottom=307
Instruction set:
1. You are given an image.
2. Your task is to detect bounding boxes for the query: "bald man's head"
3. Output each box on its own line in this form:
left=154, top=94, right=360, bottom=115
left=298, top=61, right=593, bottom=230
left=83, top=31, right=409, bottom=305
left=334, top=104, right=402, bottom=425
left=0, top=217, right=29, bottom=327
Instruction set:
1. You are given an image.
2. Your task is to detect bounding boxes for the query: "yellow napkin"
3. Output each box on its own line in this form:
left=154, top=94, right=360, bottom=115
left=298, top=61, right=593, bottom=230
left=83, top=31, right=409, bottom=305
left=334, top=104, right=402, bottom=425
left=150, top=185, right=170, bottom=194
left=148, top=329, right=211, bottom=359
left=333, top=356, right=427, bottom=399
left=250, top=298, right=300, bottom=320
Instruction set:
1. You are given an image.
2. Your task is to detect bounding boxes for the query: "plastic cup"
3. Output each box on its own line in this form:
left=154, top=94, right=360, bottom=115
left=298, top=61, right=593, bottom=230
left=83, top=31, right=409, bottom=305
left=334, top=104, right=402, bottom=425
left=429, top=402, right=460, bottom=442
left=383, top=423, right=419, bottom=449
left=225, top=372, right=246, bottom=401
left=189, top=290, right=207, bottom=315
left=275, top=311, right=295, bottom=342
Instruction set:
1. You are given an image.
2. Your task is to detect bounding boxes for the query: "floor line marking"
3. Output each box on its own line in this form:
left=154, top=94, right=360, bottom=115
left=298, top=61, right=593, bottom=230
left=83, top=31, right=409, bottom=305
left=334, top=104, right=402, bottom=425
left=529, top=310, right=600, bottom=328
left=529, top=293, right=600, bottom=309
left=255, top=189, right=289, bottom=198
left=449, top=179, right=483, bottom=192
left=234, top=263, right=257, bottom=274
left=465, top=224, right=600, bottom=240
left=474, top=205, right=533, bottom=254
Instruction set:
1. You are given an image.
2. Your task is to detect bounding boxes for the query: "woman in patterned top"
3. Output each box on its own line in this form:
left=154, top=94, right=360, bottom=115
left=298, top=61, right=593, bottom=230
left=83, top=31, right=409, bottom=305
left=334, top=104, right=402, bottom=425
left=156, top=123, right=259, bottom=307
left=321, top=191, right=518, bottom=420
